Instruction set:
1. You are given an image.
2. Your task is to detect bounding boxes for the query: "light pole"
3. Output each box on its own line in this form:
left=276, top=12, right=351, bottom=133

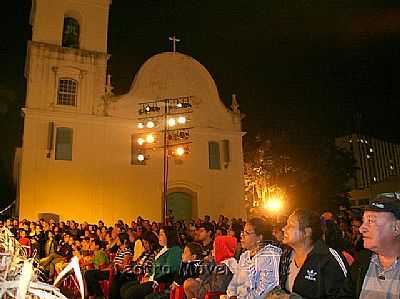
left=136, top=97, right=193, bottom=223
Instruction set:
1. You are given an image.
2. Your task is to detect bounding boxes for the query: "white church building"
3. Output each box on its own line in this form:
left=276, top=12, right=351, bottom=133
left=17, top=0, right=245, bottom=224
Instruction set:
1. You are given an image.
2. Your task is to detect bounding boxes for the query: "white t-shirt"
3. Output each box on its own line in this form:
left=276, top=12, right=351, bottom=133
left=287, top=254, right=301, bottom=292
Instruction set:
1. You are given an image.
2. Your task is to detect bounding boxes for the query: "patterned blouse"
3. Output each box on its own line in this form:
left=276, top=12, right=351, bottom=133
left=227, top=244, right=282, bottom=299
left=129, top=250, right=156, bottom=276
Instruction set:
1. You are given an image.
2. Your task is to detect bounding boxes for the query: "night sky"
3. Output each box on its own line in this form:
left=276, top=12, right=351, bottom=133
left=2, top=0, right=400, bottom=168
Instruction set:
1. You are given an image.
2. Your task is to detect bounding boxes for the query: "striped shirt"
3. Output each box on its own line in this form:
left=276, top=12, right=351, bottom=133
left=360, top=254, right=400, bottom=299
left=114, top=247, right=132, bottom=273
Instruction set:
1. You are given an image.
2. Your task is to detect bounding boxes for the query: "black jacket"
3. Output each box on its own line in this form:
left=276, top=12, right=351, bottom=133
left=279, top=240, right=348, bottom=299
left=174, top=260, right=202, bottom=285
left=336, top=250, right=373, bottom=299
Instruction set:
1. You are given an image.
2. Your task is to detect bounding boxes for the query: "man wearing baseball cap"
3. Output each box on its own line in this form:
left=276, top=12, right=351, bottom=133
left=196, top=222, right=215, bottom=260
left=338, top=192, right=400, bottom=298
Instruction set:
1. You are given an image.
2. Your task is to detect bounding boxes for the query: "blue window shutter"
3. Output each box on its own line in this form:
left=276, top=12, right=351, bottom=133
left=222, top=139, right=230, bottom=164
left=208, top=141, right=221, bottom=170
left=55, top=127, right=73, bottom=161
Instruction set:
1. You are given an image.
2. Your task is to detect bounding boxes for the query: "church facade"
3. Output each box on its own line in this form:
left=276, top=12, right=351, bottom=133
left=18, top=0, right=245, bottom=224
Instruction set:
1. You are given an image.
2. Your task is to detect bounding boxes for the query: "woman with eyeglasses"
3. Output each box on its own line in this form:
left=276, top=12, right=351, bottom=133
left=226, top=218, right=281, bottom=299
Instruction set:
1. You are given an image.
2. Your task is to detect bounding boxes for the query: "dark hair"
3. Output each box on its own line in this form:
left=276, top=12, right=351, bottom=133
left=247, top=217, right=273, bottom=242
left=217, top=228, right=227, bottom=235
left=324, top=220, right=351, bottom=253
left=118, top=232, right=130, bottom=247
left=142, top=230, right=160, bottom=252
left=161, top=226, right=180, bottom=248
left=197, top=222, right=215, bottom=235
left=293, top=209, right=323, bottom=243
left=94, top=238, right=105, bottom=249
left=230, top=222, right=243, bottom=242
left=185, top=242, right=203, bottom=259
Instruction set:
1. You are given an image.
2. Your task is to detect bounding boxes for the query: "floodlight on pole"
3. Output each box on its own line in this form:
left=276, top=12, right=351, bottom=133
left=137, top=96, right=193, bottom=224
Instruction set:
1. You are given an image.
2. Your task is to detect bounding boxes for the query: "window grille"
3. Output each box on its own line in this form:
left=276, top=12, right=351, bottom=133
left=57, top=78, right=77, bottom=106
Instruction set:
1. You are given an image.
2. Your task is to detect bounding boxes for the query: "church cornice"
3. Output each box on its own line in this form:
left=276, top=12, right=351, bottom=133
left=28, top=40, right=110, bottom=63
left=21, top=108, right=246, bottom=137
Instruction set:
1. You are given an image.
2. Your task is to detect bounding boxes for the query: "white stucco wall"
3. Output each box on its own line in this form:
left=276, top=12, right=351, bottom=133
left=19, top=110, right=245, bottom=224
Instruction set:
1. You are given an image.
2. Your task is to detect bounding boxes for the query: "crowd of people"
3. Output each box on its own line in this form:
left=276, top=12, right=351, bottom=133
left=1, top=192, right=400, bottom=299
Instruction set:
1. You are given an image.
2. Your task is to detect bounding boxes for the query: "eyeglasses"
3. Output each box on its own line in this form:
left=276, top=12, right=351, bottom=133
left=378, top=192, right=400, bottom=199
left=241, top=230, right=256, bottom=236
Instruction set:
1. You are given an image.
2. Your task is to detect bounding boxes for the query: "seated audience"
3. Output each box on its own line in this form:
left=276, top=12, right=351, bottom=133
left=120, top=226, right=182, bottom=299
left=184, top=235, right=237, bottom=299
left=85, top=232, right=132, bottom=299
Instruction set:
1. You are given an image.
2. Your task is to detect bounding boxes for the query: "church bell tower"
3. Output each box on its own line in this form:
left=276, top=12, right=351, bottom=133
left=25, top=0, right=112, bottom=113
left=18, top=0, right=112, bottom=220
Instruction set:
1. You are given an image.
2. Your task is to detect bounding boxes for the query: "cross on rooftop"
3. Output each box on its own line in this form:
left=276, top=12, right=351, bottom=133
left=169, top=35, right=181, bottom=53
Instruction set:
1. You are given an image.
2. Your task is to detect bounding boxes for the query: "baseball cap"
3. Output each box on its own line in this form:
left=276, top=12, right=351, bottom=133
left=196, top=222, right=214, bottom=232
left=365, top=192, right=400, bottom=219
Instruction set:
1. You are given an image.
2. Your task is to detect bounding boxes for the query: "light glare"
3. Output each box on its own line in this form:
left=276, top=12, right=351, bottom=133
left=177, top=116, right=186, bottom=124
left=146, top=121, right=155, bottom=128
left=264, top=196, right=283, bottom=213
left=176, top=147, right=185, bottom=156
left=146, top=134, right=155, bottom=144
left=168, top=118, right=176, bottom=127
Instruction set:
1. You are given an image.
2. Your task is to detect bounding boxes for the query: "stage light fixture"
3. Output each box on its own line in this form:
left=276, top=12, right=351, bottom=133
left=137, top=122, right=144, bottom=129
left=177, top=116, right=186, bottom=124
left=139, top=105, right=161, bottom=114
left=168, top=118, right=176, bottom=127
left=146, top=134, right=155, bottom=144
left=176, top=102, right=191, bottom=109
left=137, top=137, right=145, bottom=145
left=146, top=121, right=155, bottom=128
left=137, top=154, right=145, bottom=161
left=176, top=147, right=185, bottom=156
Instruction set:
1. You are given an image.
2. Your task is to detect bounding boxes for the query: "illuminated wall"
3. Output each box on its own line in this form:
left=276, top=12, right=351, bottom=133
left=18, top=0, right=245, bottom=224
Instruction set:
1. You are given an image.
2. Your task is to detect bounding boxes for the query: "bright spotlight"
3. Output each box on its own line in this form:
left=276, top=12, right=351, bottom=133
left=176, top=147, right=185, bottom=156
left=137, top=154, right=145, bottom=161
left=137, top=137, right=145, bottom=145
left=177, top=116, right=186, bottom=124
left=176, top=102, right=192, bottom=109
left=137, top=122, right=144, bottom=129
left=146, top=121, right=155, bottom=128
left=264, top=196, right=283, bottom=213
left=146, top=134, right=155, bottom=144
left=168, top=118, right=176, bottom=127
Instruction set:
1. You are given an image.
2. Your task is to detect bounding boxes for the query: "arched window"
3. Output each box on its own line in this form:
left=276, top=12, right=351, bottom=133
left=57, top=78, right=78, bottom=106
left=62, top=17, right=80, bottom=48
